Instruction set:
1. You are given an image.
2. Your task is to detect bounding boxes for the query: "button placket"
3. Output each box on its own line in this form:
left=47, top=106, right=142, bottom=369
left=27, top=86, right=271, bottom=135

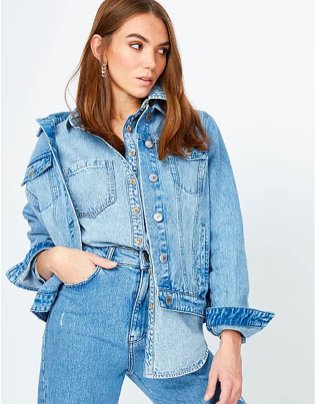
left=124, top=121, right=146, bottom=249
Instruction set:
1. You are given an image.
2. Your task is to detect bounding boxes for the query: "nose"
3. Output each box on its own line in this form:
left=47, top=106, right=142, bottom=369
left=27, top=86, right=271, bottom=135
left=142, top=50, right=157, bottom=71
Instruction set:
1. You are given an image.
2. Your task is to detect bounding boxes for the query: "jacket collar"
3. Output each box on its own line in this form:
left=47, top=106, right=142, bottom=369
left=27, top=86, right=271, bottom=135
left=68, top=80, right=166, bottom=129
left=35, top=81, right=167, bottom=144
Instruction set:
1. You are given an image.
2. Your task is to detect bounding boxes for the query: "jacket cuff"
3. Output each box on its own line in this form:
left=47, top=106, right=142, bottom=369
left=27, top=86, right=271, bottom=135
left=205, top=307, right=275, bottom=343
left=31, top=256, right=47, bottom=283
left=6, top=241, right=55, bottom=291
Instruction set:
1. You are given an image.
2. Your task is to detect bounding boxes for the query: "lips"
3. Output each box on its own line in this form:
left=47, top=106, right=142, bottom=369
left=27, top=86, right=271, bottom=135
left=137, top=77, right=153, bottom=81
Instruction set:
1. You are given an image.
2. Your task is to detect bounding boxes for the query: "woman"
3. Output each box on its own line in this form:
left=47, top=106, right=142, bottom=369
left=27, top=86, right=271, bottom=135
left=6, top=0, right=275, bottom=403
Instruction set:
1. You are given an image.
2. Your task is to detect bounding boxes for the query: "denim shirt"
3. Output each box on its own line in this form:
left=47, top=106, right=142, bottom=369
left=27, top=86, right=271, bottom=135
left=6, top=81, right=275, bottom=378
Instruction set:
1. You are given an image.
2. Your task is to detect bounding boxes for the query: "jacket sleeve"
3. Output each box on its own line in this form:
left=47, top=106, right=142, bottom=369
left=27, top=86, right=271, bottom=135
left=203, top=112, right=275, bottom=344
left=5, top=187, right=55, bottom=291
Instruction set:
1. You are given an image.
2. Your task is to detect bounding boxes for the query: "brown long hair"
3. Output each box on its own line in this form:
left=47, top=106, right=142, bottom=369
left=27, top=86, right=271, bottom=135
left=64, top=0, right=212, bottom=160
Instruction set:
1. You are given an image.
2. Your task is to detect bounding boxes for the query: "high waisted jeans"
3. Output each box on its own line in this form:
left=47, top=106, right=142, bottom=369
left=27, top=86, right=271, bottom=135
left=37, top=245, right=247, bottom=404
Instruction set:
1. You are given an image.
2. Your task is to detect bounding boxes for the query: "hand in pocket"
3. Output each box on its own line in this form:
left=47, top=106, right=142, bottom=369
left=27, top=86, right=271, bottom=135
left=49, top=246, right=118, bottom=284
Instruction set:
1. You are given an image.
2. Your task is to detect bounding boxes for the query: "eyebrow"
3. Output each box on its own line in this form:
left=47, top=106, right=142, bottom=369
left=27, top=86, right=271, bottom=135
left=125, top=33, right=170, bottom=47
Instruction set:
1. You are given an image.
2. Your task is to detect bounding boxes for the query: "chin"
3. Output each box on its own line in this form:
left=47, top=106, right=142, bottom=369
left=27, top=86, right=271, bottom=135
left=129, top=87, right=152, bottom=99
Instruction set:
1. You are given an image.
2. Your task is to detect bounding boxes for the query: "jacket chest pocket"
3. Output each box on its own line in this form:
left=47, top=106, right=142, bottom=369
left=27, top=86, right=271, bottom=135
left=168, top=148, right=208, bottom=194
left=21, top=152, right=59, bottom=211
left=63, top=159, right=117, bottom=218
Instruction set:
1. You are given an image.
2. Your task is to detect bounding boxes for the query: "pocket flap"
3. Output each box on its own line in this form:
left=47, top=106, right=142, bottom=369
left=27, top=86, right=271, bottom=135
left=21, top=153, right=53, bottom=186
left=182, top=147, right=208, bottom=160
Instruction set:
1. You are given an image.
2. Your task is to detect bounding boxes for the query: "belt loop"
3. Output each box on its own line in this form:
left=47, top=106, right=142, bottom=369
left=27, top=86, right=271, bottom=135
left=143, top=250, right=150, bottom=262
left=139, top=249, right=149, bottom=270
left=107, top=246, right=116, bottom=261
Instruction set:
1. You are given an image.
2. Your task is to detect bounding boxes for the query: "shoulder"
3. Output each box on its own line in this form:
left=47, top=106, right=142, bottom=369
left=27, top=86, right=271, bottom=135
left=195, top=109, right=222, bottom=154
left=35, top=110, right=71, bottom=137
left=21, top=110, right=70, bottom=180
left=195, top=109, right=220, bottom=135
left=26, top=127, right=51, bottom=162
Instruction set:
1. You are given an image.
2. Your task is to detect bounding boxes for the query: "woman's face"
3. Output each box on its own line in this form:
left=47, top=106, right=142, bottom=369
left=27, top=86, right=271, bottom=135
left=99, top=13, right=170, bottom=101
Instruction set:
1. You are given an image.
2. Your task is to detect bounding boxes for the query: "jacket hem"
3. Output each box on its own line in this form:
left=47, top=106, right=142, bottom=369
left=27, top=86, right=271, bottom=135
left=157, top=289, right=206, bottom=318
left=29, top=291, right=59, bottom=322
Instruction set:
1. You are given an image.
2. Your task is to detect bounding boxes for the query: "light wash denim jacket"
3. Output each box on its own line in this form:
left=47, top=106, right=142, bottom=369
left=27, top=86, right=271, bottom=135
left=6, top=81, right=275, bottom=378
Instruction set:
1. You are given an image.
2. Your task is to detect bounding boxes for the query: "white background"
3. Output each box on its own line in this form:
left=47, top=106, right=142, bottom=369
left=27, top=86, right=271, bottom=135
left=2, top=1, right=314, bottom=403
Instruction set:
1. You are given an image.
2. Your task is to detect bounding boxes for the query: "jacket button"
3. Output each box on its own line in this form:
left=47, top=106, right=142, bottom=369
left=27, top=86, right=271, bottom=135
left=159, top=253, right=167, bottom=263
left=129, top=178, right=136, bottom=185
left=145, top=113, right=152, bottom=121
left=149, top=173, right=158, bottom=182
left=133, top=207, right=139, bottom=214
left=166, top=295, right=172, bottom=304
left=145, top=140, right=153, bottom=148
left=135, top=237, right=142, bottom=245
left=126, top=125, right=132, bottom=132
left=149, top=303, right=154, bottom=310
left=153, top=212, right=163, bottom=222
left=129, top=149, right=136, bottom=157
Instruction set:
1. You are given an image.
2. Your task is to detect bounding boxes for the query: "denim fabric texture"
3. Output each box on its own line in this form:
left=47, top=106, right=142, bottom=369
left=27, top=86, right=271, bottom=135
left=6, top=80, right=275, bottom=380
left=37, top=245, right=246, bottom=403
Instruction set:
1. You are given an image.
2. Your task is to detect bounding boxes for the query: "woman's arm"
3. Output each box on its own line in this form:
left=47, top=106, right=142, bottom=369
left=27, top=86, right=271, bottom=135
left=203, top=111, right=275, bottom=343
left=6, top=188, right=56, bottom=291
left=202, top=112, right=275, bottom=402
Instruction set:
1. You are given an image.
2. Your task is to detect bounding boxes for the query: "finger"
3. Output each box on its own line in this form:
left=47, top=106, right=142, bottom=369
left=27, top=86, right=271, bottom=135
left=86, top=253, right=117, bottom=269
left=204, top=371, right=218, bottom=401
left=99, top=257, right=118, bottom=268
left=216, top=379, right=232, bottom=404
left=230, top=386, right=243, bottom=404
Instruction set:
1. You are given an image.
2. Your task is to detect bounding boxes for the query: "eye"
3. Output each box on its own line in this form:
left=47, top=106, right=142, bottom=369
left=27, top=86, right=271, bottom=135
left=130, top=42, right=169, bottom=55
left=158, top=48, right=169, bottom=55
left=130, top=43, right=143, bottom=50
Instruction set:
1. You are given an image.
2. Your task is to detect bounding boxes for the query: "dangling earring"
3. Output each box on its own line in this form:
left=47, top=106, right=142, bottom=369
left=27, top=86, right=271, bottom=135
left=101, top=62, right=107, bottom=78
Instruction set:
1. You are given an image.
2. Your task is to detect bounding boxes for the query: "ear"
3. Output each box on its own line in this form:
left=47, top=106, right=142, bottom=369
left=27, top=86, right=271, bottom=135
left=90, top=34, right=107, bottom=63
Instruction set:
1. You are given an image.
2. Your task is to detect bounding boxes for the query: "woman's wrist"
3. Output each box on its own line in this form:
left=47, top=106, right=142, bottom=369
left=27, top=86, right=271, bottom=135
left=36, top=246, right=60, bottom=280
left=219, top=330, right=243, bottom=348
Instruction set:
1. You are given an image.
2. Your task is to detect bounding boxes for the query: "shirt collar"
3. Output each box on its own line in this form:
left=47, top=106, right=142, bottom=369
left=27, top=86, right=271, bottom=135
left=68, top=81, right=166, bottom=128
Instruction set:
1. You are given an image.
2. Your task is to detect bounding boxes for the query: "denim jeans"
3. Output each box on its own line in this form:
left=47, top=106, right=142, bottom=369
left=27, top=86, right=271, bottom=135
left=37, top=245, right=246, bottom=404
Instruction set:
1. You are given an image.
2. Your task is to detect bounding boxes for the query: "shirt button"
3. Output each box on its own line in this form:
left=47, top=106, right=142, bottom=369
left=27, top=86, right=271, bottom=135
left=129, top=149, right=136, bottom=157
left=149, top=302, right=154, bottom=310
left=159, top=253, right=167, bottom=263
left=145, top=113, right=152, bottom=121
left=145, top=140, right=154, bottom=148
left=133, top=207, right=139, bottom=214
left=166, top=295, right=172, bottom=304
left=153, top=212, right=163, bottom=222
left=129, top=178, right=136, bottom=185
left=184, top=147, right=192, bottom=156
left=126, top=125, right=132, bottom=132
left=149, top=173, right=158, bottom=182
left=135, top=237, right=142, bottom=245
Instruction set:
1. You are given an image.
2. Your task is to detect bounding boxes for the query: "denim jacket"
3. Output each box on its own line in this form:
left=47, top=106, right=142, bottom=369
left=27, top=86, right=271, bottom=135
left=6, top=82, right=275, bottom=375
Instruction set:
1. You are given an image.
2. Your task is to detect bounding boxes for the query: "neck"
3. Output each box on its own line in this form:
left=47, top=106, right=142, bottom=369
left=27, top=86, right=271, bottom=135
left=110, top=82, right=144, bottom=123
